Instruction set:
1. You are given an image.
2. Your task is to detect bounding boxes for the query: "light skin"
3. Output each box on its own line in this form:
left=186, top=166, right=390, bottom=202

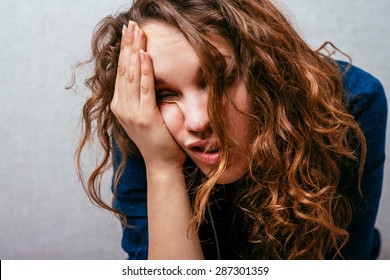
left=110, top=21, right=253, bottom=259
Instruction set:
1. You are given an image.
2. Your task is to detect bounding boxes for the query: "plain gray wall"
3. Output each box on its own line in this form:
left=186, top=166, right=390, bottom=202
left=0, top=0, right=388, bottom=259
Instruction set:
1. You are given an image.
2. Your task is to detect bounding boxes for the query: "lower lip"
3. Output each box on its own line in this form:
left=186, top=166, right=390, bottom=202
left=189, top=149, right=220, bottom=165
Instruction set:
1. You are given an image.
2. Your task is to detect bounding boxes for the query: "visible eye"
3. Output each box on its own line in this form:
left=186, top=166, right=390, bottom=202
left=156, top=90, right=179, bottom=104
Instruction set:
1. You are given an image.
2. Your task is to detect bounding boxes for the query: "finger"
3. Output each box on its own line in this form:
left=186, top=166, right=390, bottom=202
left=139, top=50, right=158, bottom=110
left=112, top=25, right=127, bottom=109
left=116, top=21, right=137, bottom=107
left=138, top=26, right=147, bottom=55
left=112, top=22, right=135, bottom=110
left=125, top=25, right=147, bottom=107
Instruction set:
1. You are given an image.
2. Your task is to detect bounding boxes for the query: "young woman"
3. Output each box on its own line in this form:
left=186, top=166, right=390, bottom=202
left=75, top=0, right=387, bottom=259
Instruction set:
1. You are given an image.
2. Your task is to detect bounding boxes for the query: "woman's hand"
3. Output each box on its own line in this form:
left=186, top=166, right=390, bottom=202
left=111, top=21, right=204, bottom=260
left=111, top=21, right=186, bottom=171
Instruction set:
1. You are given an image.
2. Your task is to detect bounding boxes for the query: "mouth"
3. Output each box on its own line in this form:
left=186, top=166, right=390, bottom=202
left=186, top=141, right=221, bottom=165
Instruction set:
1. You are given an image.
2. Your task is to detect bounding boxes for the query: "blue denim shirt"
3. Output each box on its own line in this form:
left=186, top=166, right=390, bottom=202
left=112, top=61, right=387, bottom=259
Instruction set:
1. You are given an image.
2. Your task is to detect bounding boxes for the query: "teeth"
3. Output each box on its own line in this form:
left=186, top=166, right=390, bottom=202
left=204, top=147, right=219, bottom=153
left=190, top=143, right=219, bottom=153
left=192, top=146, right=219, bottom=153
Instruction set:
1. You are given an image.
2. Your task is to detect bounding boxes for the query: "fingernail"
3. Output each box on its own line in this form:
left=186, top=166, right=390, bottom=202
left=122, top=24, right=127, bottom=35
left=140, top=49, right=146, bottom=63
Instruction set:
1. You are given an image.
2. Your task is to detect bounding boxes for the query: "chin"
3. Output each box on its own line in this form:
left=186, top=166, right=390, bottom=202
left=200, top=166, right=246, bottom=185
left=215, top=172, right=244, bottom=184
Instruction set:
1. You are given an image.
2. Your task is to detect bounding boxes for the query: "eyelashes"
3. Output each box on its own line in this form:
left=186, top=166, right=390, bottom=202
left=155, top=68, right=237, bottom=104
left=156, top=90, right=179, bottom=103
left=155, top=76, right=206, bottom=104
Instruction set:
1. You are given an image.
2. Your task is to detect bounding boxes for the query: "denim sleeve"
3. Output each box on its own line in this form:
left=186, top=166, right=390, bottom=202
left=342, top=66, right=387, bottom=259
left=111, top=143, right=148, bottom=259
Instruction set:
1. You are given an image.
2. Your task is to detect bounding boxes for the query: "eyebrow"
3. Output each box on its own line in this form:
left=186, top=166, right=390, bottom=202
left=154, top=76, right=167, bottom=86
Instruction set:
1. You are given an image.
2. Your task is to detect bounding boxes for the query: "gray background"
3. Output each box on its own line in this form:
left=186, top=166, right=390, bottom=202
left=0, top=0, right=388, bottom=259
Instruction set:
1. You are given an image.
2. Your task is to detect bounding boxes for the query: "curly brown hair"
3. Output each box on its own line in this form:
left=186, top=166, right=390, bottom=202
left=73, top=0, right=366, bottom=259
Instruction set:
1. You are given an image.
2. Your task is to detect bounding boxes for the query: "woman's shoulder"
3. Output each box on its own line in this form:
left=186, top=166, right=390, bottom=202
left=337, top=61, right=386, bottom=111
left=336, top=61, right=386, bottom=259
left=336, top=61, right=387, bottom=125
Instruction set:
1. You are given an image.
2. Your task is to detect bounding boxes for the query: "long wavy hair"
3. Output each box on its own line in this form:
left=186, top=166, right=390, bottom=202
left=73, top=0, right=366, bottom=259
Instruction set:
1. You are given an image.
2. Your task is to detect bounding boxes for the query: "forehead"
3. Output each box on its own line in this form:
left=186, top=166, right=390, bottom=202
left=142, top=22, right=232, bottom=77
left=142, top=22, right=188, bottom=51
left=142, top=22, right=199, bottom=75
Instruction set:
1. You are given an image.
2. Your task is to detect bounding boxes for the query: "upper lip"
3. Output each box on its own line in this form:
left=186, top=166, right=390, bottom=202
left=186, top=140, right=220, bottom=153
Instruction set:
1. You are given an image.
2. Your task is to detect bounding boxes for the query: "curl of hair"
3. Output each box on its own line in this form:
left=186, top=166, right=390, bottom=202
left=72, top=0, right=366, bottom=259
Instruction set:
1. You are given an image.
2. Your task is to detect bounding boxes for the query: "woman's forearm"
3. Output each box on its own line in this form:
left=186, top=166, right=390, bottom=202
left=146, top=167, right=204, bottom=260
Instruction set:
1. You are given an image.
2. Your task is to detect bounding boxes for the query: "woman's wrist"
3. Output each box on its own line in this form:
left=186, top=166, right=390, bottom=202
left=145, top=161, right=184, bottom=178
left=146, top=165, right=187, bottom=199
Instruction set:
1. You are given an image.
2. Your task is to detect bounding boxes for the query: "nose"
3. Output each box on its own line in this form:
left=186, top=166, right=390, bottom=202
left=182, top=92, right=210, bottom=133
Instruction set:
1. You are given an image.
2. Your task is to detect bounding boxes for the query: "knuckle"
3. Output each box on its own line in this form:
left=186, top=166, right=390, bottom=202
left=140, top=84, right=149, bottom=94
left=118, top=64, right=126, bottom=76
left=127, top=72, right=134, bottom=83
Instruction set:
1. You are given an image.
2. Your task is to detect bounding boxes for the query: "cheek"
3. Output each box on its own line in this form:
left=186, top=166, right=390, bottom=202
left=224, top=83, right=253, bottom=145
left=227, top=111, right=253, bottom=154
left=159, top=104, right=184, bottom=140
